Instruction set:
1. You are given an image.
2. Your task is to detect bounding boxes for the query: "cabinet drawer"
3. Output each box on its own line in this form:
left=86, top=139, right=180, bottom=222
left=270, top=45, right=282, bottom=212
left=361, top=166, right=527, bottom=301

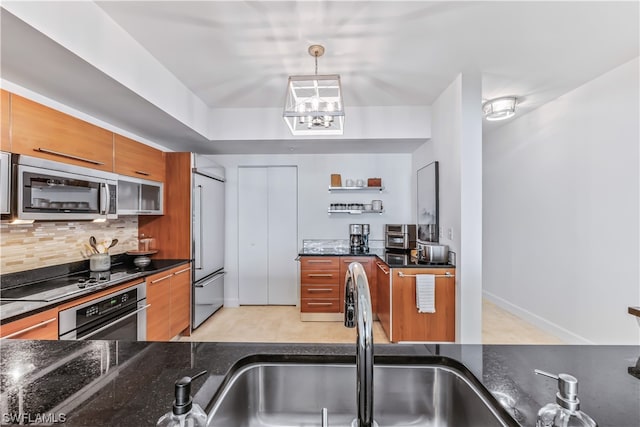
left=340, top=257, right=372, bottom=268
left=301, top=270, right=341, bottom=285
left=301, top=284, right=339, bottom=299
left=300, top=257, right=340, bottom=270
left=1, top=308, right=58, bottom=340
left=300, top=299, right=340, bottom=313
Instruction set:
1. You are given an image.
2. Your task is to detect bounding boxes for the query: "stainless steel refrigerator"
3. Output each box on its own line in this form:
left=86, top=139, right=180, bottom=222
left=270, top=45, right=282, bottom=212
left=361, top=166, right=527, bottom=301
left=191, top=155, right=225, bottom=329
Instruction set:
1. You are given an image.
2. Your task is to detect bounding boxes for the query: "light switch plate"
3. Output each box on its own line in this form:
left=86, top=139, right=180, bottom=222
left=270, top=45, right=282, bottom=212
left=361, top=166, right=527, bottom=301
left=447, top=227, right=453, bottom=240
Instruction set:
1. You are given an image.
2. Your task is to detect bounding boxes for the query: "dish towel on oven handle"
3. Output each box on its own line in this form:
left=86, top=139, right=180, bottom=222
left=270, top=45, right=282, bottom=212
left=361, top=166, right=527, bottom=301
left=416, top=274, right=436, bottom=313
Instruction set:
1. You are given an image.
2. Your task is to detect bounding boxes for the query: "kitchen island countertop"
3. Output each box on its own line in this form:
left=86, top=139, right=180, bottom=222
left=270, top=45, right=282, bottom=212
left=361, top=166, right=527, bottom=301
left=0, top=340, right=638, bottom=426
left=298, top=248, right=455, bottom=269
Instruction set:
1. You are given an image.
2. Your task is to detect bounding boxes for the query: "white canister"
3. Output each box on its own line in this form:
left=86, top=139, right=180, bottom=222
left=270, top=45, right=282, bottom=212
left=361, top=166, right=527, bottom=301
left=90, top=254, right=111, bottom=272
left=371, top=200, right=383, bottom=211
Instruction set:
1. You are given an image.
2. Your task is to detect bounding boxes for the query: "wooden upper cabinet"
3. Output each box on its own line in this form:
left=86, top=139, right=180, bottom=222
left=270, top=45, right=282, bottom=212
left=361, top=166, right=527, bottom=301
left=1, top=90, right=10, bottom=152
left=114, top=134, right=165, bottom=182
left=10, top=94, right=113, bottom=172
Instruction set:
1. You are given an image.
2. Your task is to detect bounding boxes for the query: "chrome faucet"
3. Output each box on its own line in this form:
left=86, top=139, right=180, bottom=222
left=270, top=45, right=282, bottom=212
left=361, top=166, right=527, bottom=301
left=344, top=262, right=375, bottom=427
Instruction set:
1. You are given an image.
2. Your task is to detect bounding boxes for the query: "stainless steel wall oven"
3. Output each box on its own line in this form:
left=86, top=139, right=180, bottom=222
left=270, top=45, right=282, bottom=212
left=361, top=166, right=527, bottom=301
left=59, top=282, right=148, bottom=340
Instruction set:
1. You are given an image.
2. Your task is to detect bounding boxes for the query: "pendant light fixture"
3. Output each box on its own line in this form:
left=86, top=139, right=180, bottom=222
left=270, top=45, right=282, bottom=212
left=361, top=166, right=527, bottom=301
left=283, top=45, right=344, bottom=135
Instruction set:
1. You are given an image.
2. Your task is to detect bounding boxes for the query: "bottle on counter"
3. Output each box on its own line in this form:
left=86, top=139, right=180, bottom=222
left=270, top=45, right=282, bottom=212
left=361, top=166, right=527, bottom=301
left=157, top=371, right=207, bottom=427
left=534, top=369, right=597, bottom=427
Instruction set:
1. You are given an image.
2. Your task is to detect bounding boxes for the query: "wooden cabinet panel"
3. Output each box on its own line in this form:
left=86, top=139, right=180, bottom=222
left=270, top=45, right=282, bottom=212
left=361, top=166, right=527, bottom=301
left=114, top=134, right=165, bottom=182
left=170, top=265, right=191, bottom=337
left=300, top=270, right=341, bottom=285
left=0, top=307, right=58, bottom=340
left=375, top=259, right=391, bottom=339
left=10, top=94, right=113, bottom=172
left=391, top=268, right=455, bottom=342
left=1, top=89, right=10, bottom=152
left=300, top=257, right=340, bottom=270
left=339, top=257, right=375, bottom=314
left=301, top=284, right=339, bottom=299
left=300, top=299, right=340, bottom=313
left=146, top=271, right=172, bottom=341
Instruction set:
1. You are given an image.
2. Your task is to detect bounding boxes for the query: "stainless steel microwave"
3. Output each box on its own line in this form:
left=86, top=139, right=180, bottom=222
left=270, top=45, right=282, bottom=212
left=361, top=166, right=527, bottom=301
left=14, top=155, right=117, bottom=221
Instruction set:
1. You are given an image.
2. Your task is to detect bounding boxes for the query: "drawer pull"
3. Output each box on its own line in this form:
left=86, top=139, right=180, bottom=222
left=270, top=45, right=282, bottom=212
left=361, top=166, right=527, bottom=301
left=376, top=262, right=390, bottom=275
left=151, top=274, right=173, bottom=284
left=307, top=302, right=333, bottom=306
left=35, top=148, right=104, bottom=165
left=1, top=317, right=56, bottom=340
left=308, top=274, right=334, bottom=278
left=307, top=260, right=333, bottom=264
left=135, top=170, right=151, bottom=176
left=174, top=267, right=191, bottom=275
left=308, top=288, right=333, bottom=292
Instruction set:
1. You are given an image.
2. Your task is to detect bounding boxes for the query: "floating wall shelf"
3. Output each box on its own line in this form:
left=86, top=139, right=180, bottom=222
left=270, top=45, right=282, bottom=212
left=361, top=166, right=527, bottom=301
left=328, top=186, right=384, bottom=193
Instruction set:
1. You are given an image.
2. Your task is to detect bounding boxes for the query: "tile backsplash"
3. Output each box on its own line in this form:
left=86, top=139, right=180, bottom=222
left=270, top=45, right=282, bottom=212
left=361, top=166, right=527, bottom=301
left=0, top=217, right=139, bottom=274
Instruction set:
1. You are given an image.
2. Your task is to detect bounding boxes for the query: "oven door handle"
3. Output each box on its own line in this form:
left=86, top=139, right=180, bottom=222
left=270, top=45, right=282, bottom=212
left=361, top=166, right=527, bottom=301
left=78, top=304, right=150, bottom=340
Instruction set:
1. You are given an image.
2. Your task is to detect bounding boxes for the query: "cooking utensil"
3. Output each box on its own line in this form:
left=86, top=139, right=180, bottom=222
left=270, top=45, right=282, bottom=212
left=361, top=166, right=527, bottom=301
left=107, top=239, right=118, bottom=250
left=89, top=236, right=99, bottom=254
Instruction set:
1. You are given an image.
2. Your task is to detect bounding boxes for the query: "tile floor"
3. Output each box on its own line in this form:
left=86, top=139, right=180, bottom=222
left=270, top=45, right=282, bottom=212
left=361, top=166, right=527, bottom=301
left=183, top=299, right=564, bottom=344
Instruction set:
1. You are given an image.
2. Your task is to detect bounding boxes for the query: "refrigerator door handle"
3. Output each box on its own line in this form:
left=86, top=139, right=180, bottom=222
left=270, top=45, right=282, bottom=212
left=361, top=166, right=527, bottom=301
left=195, top=271, right=226, bottom=288
left=196, top=184, right=204, bottom=270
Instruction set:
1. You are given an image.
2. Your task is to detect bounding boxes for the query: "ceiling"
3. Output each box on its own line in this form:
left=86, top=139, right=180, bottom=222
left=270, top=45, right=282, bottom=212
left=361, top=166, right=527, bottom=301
left=1, top=1, right=638, bottom=154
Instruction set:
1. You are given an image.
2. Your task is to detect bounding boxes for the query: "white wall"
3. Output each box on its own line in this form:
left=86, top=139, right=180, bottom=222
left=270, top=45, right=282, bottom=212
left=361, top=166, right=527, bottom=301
left=483, top=57, right=640, bottom=344
left=412, top=72, right=483, bottom=343
left=210, top=153, right=413, bottom=306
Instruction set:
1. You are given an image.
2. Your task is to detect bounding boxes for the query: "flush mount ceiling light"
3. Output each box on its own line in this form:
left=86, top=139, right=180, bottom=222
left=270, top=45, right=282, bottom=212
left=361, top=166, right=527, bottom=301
left=482, top=96, right=517, bottom=121
left=283, top=44, right=344, bottom=135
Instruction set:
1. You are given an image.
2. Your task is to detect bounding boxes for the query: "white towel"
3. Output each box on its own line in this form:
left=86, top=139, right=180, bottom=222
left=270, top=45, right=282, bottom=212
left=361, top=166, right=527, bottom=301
left=416, top=274, right=436, bottom=313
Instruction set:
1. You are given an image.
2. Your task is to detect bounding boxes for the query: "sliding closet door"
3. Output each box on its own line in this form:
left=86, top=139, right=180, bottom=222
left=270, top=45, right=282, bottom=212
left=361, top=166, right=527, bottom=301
left=267, top=167, right=298, bottom=305
left=238, top=166, right=298, bottom=305
left=238, top=167, right=269, bottom=304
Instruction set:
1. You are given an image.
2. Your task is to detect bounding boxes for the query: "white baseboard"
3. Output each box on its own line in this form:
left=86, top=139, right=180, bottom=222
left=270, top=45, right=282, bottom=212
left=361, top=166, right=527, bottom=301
left=224, top=298, right=240, bottom=308
left=482, top=290, right=593, bottom=345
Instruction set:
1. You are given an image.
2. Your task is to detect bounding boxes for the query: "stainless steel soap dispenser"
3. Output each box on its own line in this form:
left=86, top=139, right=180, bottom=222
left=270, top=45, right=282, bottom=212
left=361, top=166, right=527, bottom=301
left=534, top=369, right=598, bottom=427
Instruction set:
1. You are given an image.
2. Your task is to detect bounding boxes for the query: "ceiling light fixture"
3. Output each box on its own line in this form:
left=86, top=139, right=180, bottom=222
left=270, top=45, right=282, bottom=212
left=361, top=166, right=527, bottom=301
left=482, top=96, right=517, bottom=121
left=283, top=44, right=344, bottom=135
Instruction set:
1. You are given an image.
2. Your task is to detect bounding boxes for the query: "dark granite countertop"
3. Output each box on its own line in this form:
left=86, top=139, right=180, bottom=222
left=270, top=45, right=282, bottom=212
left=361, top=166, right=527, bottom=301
left=298, top=248, right=455, bottom=269
left=0, top=340, right=637, bottom=426
left=1, top=258, right=190, bottom=324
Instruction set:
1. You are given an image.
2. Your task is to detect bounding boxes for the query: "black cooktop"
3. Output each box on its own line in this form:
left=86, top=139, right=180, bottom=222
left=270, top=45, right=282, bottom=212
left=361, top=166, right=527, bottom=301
left=0, top=270, right=140, bottom=302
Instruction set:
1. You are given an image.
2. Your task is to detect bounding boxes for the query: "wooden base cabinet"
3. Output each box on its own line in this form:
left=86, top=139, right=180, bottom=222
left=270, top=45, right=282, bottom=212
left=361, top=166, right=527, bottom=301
left=0, top=307, right=58, bottom=340
left=390, top=267, right=456, bottom=342
left=339, top=256, right=375, bottom=314
left=375, top=259, right=392, bottom=339
left=146, top=263, right=191, bottom=341
left=300, top=257, right=340, bottom=317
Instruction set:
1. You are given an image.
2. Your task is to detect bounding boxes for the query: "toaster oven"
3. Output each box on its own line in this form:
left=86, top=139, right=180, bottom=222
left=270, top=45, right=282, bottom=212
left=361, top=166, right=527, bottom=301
left=384, top=224, right=416, bottom=251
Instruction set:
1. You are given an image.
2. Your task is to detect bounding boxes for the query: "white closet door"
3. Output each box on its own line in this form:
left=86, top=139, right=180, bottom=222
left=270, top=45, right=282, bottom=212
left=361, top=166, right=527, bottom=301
left=267, top=166, right=298, bottom=305
left=238, top=167, right=269, bottom=304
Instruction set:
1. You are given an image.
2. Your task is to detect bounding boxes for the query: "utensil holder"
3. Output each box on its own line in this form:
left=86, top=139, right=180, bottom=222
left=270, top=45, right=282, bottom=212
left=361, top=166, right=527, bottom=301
left=90, top=253, right=111, bottom=272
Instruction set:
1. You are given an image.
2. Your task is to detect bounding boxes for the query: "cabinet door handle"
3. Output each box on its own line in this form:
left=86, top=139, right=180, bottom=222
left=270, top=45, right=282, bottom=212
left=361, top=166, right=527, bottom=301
left=1, top=317, right=56, bottom=340
left=150, top=274, right=172, bottom=284
left=174, top=267, right=191, bottom=276
left=308, top=288, right=333, bottom=292
left=308, top=273, right=334, bottom=278
left=35, top=148, right=104, bottom=165
left=308, top=302, right=333, bottom=306
left=307, top=260, right=332, bottom=264
left=135, top=170, right=150, bottom=176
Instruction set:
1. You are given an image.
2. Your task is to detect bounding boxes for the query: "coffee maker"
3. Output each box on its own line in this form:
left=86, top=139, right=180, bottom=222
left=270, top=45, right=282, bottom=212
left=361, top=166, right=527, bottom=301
left=349, top=224, right=370, bottom=253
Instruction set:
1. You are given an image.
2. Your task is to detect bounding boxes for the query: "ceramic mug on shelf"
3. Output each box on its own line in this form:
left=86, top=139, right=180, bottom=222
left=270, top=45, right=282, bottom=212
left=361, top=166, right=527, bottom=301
left=345, top=179, right=354, bottom=187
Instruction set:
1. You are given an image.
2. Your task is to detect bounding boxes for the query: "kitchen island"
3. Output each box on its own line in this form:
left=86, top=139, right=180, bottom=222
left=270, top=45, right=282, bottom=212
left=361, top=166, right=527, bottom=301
left=0, top=340, right=638, bottom=426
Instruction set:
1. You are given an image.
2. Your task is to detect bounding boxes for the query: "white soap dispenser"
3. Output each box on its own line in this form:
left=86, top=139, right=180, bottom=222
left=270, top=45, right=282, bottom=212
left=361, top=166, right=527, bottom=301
left=157, top=371, right=207, bottom=427
left=534, top=369, right=598, bottom=427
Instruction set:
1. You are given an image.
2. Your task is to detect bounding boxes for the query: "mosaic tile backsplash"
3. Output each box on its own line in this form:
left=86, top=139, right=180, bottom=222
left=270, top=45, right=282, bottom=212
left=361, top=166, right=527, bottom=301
left=0, top=217, right=139, bottom=274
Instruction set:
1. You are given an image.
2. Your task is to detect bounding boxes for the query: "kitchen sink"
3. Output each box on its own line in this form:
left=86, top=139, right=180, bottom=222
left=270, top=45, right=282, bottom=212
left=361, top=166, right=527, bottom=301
left=203, top=354, right=519, bottom=427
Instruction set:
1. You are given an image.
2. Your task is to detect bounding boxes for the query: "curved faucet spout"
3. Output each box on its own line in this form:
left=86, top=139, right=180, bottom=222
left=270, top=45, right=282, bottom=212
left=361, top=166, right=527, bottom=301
left=344, top=262, right=374, bottom=427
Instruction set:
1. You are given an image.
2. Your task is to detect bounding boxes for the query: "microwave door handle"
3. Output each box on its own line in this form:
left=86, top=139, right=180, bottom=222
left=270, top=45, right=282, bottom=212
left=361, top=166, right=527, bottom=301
left=99, top=182, right=108, bottom=215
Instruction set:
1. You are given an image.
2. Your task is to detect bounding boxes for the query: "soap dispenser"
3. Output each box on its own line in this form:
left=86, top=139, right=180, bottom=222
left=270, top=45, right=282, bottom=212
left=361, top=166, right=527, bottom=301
left=157, top=370, right=207, bottom=427
left=534, top=369, right=598, bottom=427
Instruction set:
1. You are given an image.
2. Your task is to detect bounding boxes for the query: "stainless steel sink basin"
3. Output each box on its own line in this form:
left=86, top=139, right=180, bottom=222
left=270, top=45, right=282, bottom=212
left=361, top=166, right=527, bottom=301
left=204, top=355, right=519, bottom=427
